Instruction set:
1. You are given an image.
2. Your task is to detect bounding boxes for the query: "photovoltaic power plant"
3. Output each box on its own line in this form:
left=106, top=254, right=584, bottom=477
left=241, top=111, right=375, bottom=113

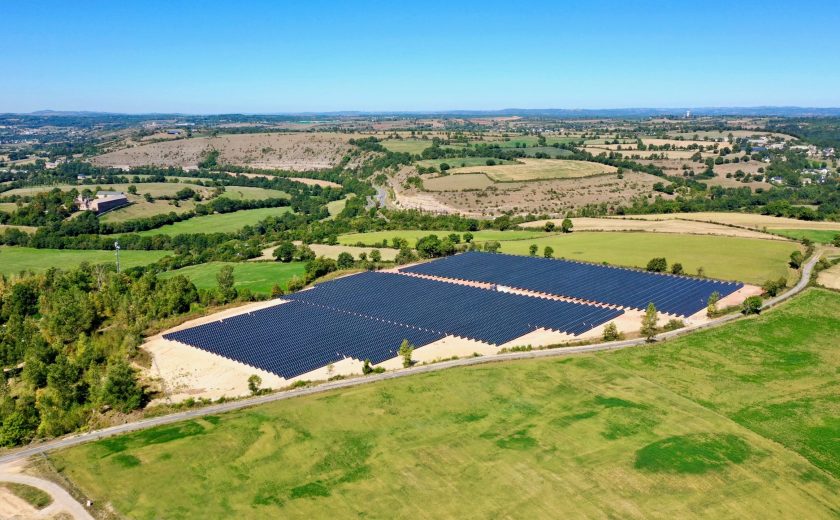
left=401, top=252, right=743, bottom=317
left=285, top=271, right=623, bottom=343
left=164, top=300, right=445, bottom=379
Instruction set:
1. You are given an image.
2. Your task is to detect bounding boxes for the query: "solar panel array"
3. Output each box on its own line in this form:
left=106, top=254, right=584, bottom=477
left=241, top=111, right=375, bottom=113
left=401, top=252, right=743, bottom=317
left=164, top=300, right=445, bottom=379
left=285, top=271, right=623, bottom=344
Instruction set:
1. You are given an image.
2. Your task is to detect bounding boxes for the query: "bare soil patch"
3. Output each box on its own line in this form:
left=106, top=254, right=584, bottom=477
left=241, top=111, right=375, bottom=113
left=92, top=132, right=353, bottom=171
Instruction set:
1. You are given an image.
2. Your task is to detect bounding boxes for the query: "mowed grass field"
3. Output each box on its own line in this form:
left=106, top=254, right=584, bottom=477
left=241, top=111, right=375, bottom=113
left=338, top=229, right=546, bottom=246
left=494, top=231, right=798, bottom=284
left=415, top=157, right=516, bottom=169
left=450, top=159, right=616, bottom=182
left=380, top=139, right=433, bottom=154
left=159, top=261, right=306, bottom=294
left=0, top=246, right=170, bottom=276
left=771, top=229, right=839, bottom=244
left=49, top=290, right=840, bottom=519
left=125, top=207, right=293, bottom=236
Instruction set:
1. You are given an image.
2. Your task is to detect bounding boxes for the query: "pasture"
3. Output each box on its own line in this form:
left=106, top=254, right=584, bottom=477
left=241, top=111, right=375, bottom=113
left=415, top=157, right=516, bottom=169
left=159, top=261, right=306, bottom=294
left=49, top=290, right=840, bottom=519
left=338, top=229, right=546, bottom=247
left=126, top=207, right=293, bottom=236
left=450, top=159, right=616, bottom=182
left=492, top=232, right=797, bottom=284
left=380, top=139, right=433, bottom=154
left=423, top=173, right=494, bottom=191
left=0, top=246, right=170, bottom=276
left=771, top=229, right=839, bottom=244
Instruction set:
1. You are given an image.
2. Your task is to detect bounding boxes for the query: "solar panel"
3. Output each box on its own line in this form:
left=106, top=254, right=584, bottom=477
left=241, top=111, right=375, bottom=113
left=164, top=300, right=445, bottom=379
left=285, top=271, right=623, bottom=344
left=401, top=252, right=743, bottom=316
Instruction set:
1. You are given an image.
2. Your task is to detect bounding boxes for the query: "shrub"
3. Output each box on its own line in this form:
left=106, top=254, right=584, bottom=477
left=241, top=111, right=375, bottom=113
left=602, top=322, right=621, bottom=341
left=646, top=257, right=668, bottom=273
left=741, top=296, right=763, bottom=315
left=670, top=263, right=684, bottom=275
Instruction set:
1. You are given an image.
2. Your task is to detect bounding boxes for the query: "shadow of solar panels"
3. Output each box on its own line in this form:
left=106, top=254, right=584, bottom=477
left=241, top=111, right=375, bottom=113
left=163, top=301, right=445, bottom=379
left=401, top=252, right=743, bottom=316
left=285, top=271, right=623, bottom=343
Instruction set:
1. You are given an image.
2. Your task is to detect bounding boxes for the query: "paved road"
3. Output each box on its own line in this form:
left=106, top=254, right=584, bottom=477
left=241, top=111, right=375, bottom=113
left=0, top=253, right=821, bottom=467
left=0, top=470, right=94, bottom=519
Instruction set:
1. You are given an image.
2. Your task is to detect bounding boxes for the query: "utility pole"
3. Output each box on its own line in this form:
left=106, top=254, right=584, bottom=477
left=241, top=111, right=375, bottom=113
left=114, top=240, right=121, bottom=273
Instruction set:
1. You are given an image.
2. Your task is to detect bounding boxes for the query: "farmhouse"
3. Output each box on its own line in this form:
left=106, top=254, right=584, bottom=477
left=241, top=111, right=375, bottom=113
left=76, top=190, right=129, bottom=214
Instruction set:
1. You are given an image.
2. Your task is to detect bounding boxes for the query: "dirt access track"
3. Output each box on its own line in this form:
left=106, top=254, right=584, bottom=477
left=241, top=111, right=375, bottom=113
left=92, top=132, right=355, bottom=171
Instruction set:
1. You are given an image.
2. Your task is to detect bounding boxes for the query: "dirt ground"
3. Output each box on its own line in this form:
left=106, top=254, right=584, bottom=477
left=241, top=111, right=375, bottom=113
left=622, top=212, right=840, bottom=231
left=91, top=132, right=354, bottom=171
left=817, top=263, right=840, bottom=290
left=0, top=487, right=36, bottom=519
left=391, top=166, right=667, bottom=217
left=520, top=217, right=787, bottom=240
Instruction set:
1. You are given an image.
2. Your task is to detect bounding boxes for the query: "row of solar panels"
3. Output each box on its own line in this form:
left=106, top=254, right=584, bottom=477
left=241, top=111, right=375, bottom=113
left=164, top=300, right=445, bottom=380
left=285, top=271, right=624, bottom=344
left=165, top=269, right=626, bottom=380
left=401, top=252, right=743, bottom=316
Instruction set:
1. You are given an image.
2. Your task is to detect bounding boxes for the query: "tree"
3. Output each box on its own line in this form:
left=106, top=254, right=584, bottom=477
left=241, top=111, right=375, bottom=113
left=789, top=250, right=804, bottom=269
left=398, top=339, right=414, bottom=368
left=529, top=244, right=538, bottom=256
left=543, top=246, right=554, bottom=258
left=295, top=245, right=316, bottom=262
left=544, top=221, right=556, bottom=232
left=370, top=249, right=381, bottom=262
left=337, top=252, right=354, bottom=269
left=602, top=322, right=621, bottom=341
left=216, top=265, right=236, bottom=302
left=483, top=241, right=501, bottom=253
left=706, top=291, right=720, bottom=317
left=416, top=234, right=442, bottom=258
left=100, top=361, right=144, bottom=413
left=640, top=302, right=658, bottom=342
left=463, top=232, right=474, bottom=243
left=741, top=296, right=762, bottom=315
left=247, top=374, right=262, bottom=395
left=273, top=241, right=296, bottom=262
left=670, top=263, right=684, bottom=275
left=127, top=184, right=138, bottom=195
left=561, top=218, right=573, bottom=233
left=646, top=257, right=667, bottom=272
left=305, top=257, right=337, bottom=281
left=362, top=359, right=374, bottom=375
left=833, top=233, right=840, bottom=247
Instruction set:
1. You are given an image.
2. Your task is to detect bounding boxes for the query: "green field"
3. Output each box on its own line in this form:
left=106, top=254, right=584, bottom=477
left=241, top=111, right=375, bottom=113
left=771, top=229, right=839, bottom=244
left=49, top=290, right=840, bottom=518
left=380, top=139, right=433, bottom=154
left=338, top=229, right=547, bottom=247
left=0, top=246, right=170, bottom=276
left=126, top=207, right=293, bottom=236
left=493, top=231, right=797, bottom=284
left=217, top=186, right=290, bottom=201
left=484, top=136, right=577, bottom=147
left=159, top=261, right=306, bottom=294
left=415, top=157, right=516, bottom=169
left=0, top=482, right=53, bottom=509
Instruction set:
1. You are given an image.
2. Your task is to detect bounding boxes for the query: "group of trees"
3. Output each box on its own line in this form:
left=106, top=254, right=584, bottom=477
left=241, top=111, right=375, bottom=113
left=0, top=264, right=207, bottom=446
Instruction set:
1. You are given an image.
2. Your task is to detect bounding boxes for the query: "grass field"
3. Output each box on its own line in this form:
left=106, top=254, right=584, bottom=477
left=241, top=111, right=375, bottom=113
left=492, top=231, right=797, bottom=284
left=159, top=261, right=306, bottom=294
left=620, top=212, right=840, bottom=231
left=126, top=207, right=293, bottom=236
left=217, top=186, right=290, bottom=201
left=771, top=229, right=839, bottom=244
left=450, top=159, right=616, bottom=182
left=0, top=246, right=170, bottom=276
left=415, top=157, right=516, bottom=169
left=49, top=290, right=840, bottom=519
left=338, top=229, right=546, bottom=247
left=380, top=139, right=433, bottom=154
left=422, top=173, right=495, bottom=191
left=484, top=136, right=577, bottom=147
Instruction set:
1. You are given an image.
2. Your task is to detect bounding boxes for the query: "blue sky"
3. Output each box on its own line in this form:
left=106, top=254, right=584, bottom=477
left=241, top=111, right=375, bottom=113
left=2, top=0, right=839, bottom=113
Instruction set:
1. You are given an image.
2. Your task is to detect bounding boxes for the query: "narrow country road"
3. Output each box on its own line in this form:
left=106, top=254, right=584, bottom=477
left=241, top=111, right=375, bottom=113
left=0, top=252, right=821, bottom=469
left=0, top=467, right=94, bottom=519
